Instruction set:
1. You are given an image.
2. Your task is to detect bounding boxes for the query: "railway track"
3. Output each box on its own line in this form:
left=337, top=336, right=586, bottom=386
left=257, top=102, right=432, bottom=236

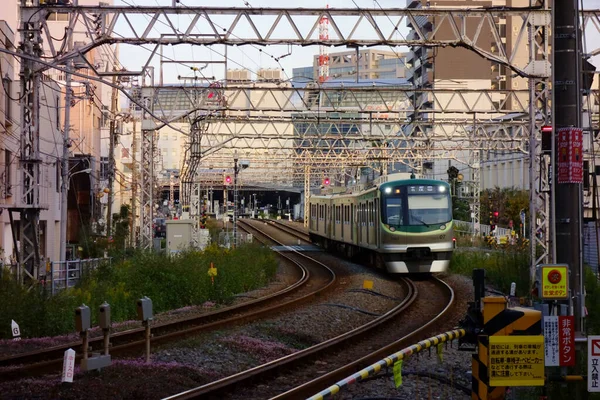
left=0, top=221, right=335, bottom=380
left=162, top=270, right=454, bottom=400
left=261, top=219, right=311, bottom=243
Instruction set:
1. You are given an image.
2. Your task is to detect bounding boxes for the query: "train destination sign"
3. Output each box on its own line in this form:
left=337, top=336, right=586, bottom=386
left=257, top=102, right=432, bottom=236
left=489, top=336, right=545, bottom=387
left=539, top=264, right=569, bottom=300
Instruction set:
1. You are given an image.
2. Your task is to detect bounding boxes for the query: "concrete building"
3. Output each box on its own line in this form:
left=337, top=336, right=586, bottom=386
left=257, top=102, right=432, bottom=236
left=1, top=1, right=117, bottom=260
left=0, top=21, right=64, bottom=266
left=292, top=49, right=406, bottom=82
left=404, top=0, right=530, bottom=184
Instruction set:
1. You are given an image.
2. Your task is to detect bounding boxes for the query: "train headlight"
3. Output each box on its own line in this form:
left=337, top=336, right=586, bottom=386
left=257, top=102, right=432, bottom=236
left=384, top=187, right=392, bottom=194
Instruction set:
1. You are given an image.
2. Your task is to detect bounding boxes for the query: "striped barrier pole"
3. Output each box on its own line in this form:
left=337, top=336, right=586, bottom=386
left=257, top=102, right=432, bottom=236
left=306, top=328, right=466, bottom=400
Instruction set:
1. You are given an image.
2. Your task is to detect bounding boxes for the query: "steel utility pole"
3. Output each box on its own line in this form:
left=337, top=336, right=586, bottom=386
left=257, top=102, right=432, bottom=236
left=59, top=59, right=73, bottom=264
left=130, top=118, right=138, bottom=247
left=554, top=0, right=584, bottom=335
left=106, top=73, right=118, bottom=237
left=233, top=152, right=238, bottom=248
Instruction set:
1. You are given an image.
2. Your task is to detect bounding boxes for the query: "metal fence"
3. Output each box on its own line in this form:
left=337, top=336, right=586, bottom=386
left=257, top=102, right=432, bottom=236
left=217, top=231, right=253, bottom=248
left=47, top=258, right=112, bottom=294
left=453, top=219, right=512, bottom=237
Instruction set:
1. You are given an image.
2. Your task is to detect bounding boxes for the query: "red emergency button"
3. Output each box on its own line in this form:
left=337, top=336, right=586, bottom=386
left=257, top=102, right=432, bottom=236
left=548, top=269, right=562, bottom=284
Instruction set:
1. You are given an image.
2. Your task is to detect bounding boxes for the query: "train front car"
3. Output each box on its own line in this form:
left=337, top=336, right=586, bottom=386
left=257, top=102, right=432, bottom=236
left=378, top=179, right=454, bottom=274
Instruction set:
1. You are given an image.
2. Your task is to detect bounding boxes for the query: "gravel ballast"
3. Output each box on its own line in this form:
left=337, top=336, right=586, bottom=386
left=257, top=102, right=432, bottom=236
left=0, top=251, right=479, bottom=400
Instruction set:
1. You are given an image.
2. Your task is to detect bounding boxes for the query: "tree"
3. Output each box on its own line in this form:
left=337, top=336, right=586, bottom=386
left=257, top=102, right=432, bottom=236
left=481, top=187, right=529, bottom=228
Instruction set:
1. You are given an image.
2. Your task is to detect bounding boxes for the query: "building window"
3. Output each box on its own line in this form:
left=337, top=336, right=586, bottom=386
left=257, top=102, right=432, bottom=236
left=47, top=12, right=69, bottom=21
left=56, top=95, right=60, bottom=129
left=101, top=105, right=109, bottom=127
left=100, top=156, right=109, bottom=180
left=56, top=162, right=60, bottom=192
left=4, top=149, right=11, bottom=196
left=3, top=77, right=11, bottom=124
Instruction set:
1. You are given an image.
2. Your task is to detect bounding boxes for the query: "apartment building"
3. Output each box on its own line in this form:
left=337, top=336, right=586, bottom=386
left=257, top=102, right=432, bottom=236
left=292, top=49, right=406, bottom=82
left=0, top=21, right=64, bottom=265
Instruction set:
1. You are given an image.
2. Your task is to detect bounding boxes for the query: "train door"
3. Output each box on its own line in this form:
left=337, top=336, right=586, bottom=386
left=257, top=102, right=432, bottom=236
left=358, top=202, right=363, bottom=245
left=366, top=201, right=371, bottom=244
left=351, top=203, right=355, bottom=243
left=375, top=198, right=380, bottom=247
left=341, top=205, right=345, bottom=241
left=326, top=205, right=331, bottom=238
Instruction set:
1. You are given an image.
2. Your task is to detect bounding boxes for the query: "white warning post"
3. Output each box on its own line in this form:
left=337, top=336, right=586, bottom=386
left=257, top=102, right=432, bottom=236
left=62, top=348, right=76, bottom=383
left=11, top=320, right=20, bottom=341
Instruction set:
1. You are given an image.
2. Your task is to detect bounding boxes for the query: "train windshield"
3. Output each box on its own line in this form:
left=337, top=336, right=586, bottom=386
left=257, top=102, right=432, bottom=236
left=382, top=184, right=452, bottom=227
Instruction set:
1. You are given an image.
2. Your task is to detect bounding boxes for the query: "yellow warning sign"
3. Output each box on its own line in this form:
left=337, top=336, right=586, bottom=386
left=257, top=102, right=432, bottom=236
left=541, top=264, right=569, bottom=299
left=489, top=336, right=545, bottom=387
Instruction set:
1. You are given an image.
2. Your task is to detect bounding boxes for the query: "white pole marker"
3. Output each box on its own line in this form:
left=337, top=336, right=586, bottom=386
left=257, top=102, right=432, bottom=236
left=62, top=348, right=76, bottom=383
left=11, top=320, right=20, bottom=341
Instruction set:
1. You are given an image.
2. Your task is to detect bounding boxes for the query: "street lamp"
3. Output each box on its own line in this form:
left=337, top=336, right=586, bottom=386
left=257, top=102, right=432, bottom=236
left=60, top=168, right=92, bottom=263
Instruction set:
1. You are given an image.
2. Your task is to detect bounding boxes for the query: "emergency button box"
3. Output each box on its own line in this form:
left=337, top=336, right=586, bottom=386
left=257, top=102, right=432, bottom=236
left=137, top=297, right=153, bottom=322
left=75, top=305, right=91, bottom=332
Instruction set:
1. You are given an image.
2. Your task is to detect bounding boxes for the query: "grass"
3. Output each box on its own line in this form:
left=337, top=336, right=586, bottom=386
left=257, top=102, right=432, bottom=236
left=0, top=243, right=278, bottom=340
left=450, top=247, right=530, bottom=296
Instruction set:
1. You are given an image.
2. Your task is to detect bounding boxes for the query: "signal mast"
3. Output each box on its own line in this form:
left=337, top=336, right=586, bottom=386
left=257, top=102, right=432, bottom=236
left=318, top=6, right=330, bottom=83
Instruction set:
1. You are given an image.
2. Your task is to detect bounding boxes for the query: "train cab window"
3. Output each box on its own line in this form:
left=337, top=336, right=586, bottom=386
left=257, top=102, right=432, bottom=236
left=384, top=197, right=403, bottom=226
left=407, top=186, right=452, bottom=226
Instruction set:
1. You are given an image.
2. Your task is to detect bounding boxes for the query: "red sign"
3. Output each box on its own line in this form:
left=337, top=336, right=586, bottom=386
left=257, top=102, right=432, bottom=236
left=592, top=338, right=600, bottom=357
left=557, top=127, right=583, bottom=184
left=559, top=316, right=575, bottom=366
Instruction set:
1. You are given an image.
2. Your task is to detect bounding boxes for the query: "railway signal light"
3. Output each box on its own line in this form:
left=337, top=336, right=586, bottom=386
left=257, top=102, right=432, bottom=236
left=541, top=125, right=552, bottom=153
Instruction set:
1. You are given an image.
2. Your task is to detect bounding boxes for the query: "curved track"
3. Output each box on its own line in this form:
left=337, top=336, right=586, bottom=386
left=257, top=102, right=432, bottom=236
left=0, top=222, right=334, bottom=379
left=162, top=259, right=454, bottom=399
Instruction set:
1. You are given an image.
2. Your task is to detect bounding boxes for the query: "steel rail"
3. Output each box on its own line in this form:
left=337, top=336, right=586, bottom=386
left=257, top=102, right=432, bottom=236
left=162, top=276, right=417, bottom=400
left=260, top=219, right=311, bottom=243
left=273, top=276, right=455, bottom=399
left=0, top=222, right=332, bottom=375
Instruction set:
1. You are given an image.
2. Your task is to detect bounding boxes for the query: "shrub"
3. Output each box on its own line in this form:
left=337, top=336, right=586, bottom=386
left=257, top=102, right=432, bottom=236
left=450, top=248, right=530, bottom=296
left=0, top=244, right=278, bottom=339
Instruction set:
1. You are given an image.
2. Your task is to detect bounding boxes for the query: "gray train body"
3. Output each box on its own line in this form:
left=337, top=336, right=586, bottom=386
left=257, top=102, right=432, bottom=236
left=308, top=173, right=454, bottom=274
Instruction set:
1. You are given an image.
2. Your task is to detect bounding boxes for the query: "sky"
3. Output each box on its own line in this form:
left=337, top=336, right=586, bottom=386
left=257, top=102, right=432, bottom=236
left=111, top=0, right=419, bottom=84
left=110, top=0, right=600, bottom=85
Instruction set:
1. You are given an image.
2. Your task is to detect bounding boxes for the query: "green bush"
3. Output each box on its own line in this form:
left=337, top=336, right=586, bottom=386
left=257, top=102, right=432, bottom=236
left=450, top=248, right=530, bottom=296
left=0, top=244, right=277, bottom=339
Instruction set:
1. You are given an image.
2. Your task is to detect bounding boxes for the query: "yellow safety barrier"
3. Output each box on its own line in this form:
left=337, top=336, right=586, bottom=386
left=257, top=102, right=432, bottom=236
left=306, top=329, right=465, bottom=400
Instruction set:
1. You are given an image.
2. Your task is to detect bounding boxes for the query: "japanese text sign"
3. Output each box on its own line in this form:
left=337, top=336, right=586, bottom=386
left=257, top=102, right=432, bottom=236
left=557, top=127, right=583, bottom=184
left=559, top=316, right=575, bottom=366
left=588, top=336, right=600, bottom=392
left=544, top=316, right=575, bottom=367
left=540, top=264, right=569, bottom=300
left=489, top=336, right=545, bottom=386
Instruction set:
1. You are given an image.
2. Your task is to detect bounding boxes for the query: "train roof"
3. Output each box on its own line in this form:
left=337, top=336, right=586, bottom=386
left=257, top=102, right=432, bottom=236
left=310, top=173, right=449, bottom=198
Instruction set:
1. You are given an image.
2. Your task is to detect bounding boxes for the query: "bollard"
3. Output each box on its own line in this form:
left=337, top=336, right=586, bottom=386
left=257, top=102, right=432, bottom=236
left=137, top=297, right=153, bottom=363
left=75, top=304, right=91, bottom=361
left=99, top=302, right=111, bottom=356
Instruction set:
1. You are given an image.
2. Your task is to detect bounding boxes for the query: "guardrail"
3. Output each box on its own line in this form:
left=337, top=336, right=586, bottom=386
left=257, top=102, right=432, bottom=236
left=306, top=328, right=466, bottom=400
left=46, top=258, right=112, bottom=295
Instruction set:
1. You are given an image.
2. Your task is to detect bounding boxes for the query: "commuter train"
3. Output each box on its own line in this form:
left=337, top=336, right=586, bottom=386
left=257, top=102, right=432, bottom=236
left=308, top=173, right=454, bottom=274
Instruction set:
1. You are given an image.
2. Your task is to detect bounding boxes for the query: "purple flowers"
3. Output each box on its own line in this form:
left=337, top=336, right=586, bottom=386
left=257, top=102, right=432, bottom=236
left=219, top=334, right=295, bottom=362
